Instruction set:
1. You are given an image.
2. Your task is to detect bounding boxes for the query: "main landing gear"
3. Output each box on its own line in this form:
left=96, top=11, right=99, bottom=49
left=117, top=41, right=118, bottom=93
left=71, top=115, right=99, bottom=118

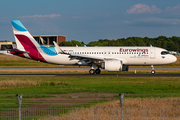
left=89, top=63, right=101, bottom=74
left=151, top=65, right=155, bottom=74
left=89, top=68, right=101, bottom=74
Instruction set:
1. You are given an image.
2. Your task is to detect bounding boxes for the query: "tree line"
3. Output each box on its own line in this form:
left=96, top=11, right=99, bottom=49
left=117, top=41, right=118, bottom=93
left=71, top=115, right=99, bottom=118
left=59, top=36, right=180, bottom=52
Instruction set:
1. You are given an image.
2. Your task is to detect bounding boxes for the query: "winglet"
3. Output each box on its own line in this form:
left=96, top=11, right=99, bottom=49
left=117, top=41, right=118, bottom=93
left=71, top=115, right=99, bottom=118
left=53, top=41, right=69, bottom=54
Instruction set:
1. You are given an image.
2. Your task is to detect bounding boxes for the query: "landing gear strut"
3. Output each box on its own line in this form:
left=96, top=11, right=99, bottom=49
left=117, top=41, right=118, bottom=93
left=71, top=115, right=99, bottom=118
left=151, top=65, right=155, bottom=74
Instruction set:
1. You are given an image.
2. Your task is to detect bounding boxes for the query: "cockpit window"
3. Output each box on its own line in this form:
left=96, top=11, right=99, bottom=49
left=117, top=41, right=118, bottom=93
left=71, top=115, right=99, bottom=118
left=161, top=51, right=170, bottom=55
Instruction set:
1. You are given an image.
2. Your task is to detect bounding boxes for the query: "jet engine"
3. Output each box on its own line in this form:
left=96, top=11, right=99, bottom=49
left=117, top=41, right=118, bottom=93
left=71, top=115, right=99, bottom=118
left=101, top=60, right=129, bottom=72
left=101, top=60, right=122, bottom=71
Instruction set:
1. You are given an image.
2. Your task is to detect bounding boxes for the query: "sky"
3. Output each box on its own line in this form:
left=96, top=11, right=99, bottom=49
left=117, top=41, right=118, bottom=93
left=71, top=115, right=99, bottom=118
left=1, top=0, right=180, bottom=44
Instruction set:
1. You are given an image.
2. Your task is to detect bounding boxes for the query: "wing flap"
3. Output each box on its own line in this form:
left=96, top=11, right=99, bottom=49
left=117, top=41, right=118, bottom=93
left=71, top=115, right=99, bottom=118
left=69, top=54, right=104, bottom=61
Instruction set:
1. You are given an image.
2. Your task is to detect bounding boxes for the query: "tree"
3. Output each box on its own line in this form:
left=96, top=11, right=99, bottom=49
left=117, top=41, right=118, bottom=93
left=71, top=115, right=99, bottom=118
left=71, top=40, right=84, bottom=46
left=87, top=41, right=102, bottom=46
left=125, top=37, right=134, bottom=46
left=59, top=36, right=180, bottom=52
left=59, top=40, right=84, bottom=46
left=162, top=41, right=167, bottom=50
left=59, top=41, right=73, bottom=46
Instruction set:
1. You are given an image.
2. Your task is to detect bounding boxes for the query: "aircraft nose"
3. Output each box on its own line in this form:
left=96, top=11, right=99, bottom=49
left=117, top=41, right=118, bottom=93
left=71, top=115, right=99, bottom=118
left=171, top=55, right=177, bottom=63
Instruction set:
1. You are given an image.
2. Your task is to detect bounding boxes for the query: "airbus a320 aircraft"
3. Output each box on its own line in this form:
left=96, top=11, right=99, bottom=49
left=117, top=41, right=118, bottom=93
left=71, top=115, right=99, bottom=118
left=5, top=20, right=177, bottom=74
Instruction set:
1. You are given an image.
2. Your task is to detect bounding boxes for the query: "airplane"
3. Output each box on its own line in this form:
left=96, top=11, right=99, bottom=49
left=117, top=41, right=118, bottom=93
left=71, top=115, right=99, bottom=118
left=3, top=20, right=177, bottom=74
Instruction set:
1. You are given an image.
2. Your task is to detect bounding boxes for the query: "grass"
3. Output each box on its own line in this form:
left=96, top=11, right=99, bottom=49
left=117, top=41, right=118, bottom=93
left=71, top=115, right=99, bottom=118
left=0, top=79, right=69, bottom=89
left=0, top=76, right=179, bottom=108
left=0, top=76, right=180, bottom=119
left=0, top=76, right=180, bottom=95
left=39, top=98, right=180, bottom=120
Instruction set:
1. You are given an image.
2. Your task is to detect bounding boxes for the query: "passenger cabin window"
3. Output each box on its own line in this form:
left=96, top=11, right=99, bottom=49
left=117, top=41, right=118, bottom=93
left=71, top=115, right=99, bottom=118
left=161, top=51, right=170, bottom=55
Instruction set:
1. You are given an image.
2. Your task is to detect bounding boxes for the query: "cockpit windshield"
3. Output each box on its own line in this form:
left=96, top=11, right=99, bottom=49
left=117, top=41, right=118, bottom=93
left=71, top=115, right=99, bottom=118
left=161, top=51, right=170, bottom=55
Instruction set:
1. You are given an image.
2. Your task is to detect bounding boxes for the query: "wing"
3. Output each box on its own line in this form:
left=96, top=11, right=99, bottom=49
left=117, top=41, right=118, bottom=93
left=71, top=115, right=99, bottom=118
left=69, top=54, right=105, bottom=66
left=69, top=54, right=127, bottom=66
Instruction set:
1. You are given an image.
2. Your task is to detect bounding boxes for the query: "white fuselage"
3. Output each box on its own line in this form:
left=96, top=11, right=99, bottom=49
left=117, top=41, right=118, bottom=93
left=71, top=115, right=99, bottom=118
left=38, top=46, right=177, bottom=66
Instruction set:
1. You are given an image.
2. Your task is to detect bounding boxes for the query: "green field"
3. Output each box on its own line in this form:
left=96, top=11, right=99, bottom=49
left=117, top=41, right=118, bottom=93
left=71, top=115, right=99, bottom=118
left=0, top=76, right=180, bottom=109
left=0, top=76, right=180, bottom=95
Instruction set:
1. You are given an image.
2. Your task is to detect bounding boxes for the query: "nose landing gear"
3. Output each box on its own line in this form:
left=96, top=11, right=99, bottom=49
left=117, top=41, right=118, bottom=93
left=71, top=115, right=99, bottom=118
left=151, top=65, right=155, bottom=74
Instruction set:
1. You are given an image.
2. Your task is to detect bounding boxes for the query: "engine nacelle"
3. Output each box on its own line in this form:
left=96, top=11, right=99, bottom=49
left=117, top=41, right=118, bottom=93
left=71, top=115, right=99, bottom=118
left=101, top=60, right=122, bottom=71
left=101, top=60, right=129, bottom=72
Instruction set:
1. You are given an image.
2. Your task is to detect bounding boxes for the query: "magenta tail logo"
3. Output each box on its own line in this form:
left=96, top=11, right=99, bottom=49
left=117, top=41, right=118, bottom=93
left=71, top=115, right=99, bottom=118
left=15, top=35, right=46, bottom=62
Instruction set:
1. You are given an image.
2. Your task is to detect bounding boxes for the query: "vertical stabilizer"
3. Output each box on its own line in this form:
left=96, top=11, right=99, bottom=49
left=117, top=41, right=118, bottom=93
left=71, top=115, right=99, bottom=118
left=11, top=20, right=46, bottom=62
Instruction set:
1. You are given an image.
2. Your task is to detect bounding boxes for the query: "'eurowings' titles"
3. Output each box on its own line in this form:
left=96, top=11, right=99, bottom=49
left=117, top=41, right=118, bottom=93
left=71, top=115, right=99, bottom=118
left=119, top=48, right=148, bottom=53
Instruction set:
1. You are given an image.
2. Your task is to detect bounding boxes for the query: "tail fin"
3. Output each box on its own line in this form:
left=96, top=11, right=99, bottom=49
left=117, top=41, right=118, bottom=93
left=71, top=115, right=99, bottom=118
left=11, top=20, right=39, bottom=49
left=11, top=20, right=46, bottom=62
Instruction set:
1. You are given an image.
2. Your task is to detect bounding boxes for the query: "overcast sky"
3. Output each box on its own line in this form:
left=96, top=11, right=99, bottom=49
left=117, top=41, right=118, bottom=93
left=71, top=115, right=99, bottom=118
left=1, top=0, right=180, bottom=44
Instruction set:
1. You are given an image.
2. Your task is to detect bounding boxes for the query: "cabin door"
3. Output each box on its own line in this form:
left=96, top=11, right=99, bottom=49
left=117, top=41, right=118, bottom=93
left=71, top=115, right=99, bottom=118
left=150, top=49, right=155, bottom=59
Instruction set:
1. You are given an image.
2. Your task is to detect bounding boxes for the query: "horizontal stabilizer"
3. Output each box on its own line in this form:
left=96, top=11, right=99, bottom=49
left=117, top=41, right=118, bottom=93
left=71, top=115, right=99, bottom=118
left=8, top=49, right=28, bottom=54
